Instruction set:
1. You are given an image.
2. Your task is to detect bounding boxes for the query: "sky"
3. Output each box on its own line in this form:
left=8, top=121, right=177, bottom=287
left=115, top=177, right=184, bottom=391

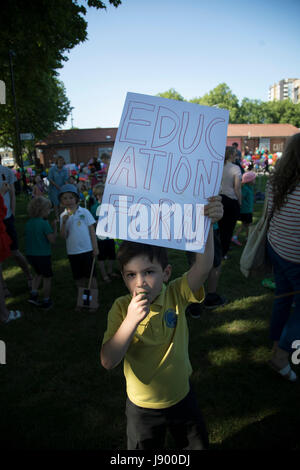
left=58, top=0, right=300, bottom=130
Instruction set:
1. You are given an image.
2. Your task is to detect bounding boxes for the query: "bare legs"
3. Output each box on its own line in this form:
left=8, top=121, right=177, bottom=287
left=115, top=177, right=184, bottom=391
left=11, top=249, right=33, bottom=286
left=206, top=264, right=222, bottom=295
left=98, top=260, right=114, bottom=282
left=31, top=274, right=52, bottom=299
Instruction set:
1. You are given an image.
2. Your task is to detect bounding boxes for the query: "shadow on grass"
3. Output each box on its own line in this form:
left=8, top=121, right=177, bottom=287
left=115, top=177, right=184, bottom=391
left=187, top=293, right=300, bottom=450
left=212, top=412, right=300, bottom=450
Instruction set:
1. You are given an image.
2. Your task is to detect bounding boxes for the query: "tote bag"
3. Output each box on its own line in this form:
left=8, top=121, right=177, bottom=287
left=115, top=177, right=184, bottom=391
left=77, top=257, right=99, bottom=310
left=240, top=190, right=272, bottom=278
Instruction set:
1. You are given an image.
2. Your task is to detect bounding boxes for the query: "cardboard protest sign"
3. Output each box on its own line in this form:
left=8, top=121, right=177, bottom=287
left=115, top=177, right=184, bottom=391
left=96, top=92, right=229, bottom=251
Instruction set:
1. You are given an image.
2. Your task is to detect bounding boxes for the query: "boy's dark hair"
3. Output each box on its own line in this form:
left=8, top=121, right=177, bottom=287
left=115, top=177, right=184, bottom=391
left=117, top=241, right=169, bottom=271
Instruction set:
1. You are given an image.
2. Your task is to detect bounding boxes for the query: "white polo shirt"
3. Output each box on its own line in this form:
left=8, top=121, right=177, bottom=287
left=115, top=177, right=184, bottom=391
left=60, top=206, right=96, bottom=255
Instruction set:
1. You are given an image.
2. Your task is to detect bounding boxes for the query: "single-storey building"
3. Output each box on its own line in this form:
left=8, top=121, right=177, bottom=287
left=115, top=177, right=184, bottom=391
left=226, top=123, right=299, bottom=154
left=36, top=123, right=299, bottom=167
left=35, top=128, right=118, bottom=167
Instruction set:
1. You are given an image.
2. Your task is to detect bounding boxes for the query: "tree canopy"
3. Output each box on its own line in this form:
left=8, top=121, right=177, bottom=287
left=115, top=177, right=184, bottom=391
left=157, top=88, right=185, bottom=101
left=158, top=84, right=300, bottom=127
left=0, top=0, right=122, bottom=162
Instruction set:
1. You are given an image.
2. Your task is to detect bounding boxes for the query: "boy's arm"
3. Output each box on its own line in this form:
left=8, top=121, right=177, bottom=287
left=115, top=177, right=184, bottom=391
left=187, top=196, right=223, bottom=294
left=47, top=219, right=58, bottom=244
left=101, top=317, right=137, bottom=370
left=101, top=292, right=150, bottom=370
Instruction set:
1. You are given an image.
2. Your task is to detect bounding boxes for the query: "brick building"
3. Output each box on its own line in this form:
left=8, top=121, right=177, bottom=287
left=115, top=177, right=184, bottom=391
left=35, top=128, right=118, bottom=167
left=226, top=123, right=299, bottom=154
left=35, top=123, right=299, bottom=167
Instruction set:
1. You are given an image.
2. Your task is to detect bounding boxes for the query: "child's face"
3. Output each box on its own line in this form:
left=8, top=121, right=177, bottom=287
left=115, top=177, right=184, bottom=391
left=60, top=192, right=78, bottom=211
left=122, top=255, right=171, bottom=304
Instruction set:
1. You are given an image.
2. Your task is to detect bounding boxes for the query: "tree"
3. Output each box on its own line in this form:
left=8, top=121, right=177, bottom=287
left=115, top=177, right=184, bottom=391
left=238, top=98, right=268, bottom=124
left=157, top=88, right=185, bottom=101
left=190, top=83, right=240, bottom=122
left=157, top=83, right=300, bottom=127
left=0, top=0, right=122, bottom=162
left=264, top=100, right=300, bottom=127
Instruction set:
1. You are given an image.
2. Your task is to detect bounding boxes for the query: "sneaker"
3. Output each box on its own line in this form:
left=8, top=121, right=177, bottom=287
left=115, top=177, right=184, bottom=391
left=231, top=235, right=242, bottom=246
left=203, top=293, right=227, bottom=310
left=28, top=292, right=41, bottom=306
left=185, top=303, right=203, bottom=319
left=40, top=299, right=53, bottom=310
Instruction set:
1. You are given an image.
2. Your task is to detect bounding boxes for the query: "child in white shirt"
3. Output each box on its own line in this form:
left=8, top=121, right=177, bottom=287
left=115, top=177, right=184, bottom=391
left=59, top=184, right=99, bottom=309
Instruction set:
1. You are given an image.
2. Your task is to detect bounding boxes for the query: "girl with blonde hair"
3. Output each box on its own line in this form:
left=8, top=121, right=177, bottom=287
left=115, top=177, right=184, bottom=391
left=25, top=196, right=58, bottom=309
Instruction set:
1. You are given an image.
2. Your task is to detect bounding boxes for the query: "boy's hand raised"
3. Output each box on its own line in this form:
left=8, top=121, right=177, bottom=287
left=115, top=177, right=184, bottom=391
left=127, top=290, right=150, bottom=327
left=204, top=196, right=223, bottom=224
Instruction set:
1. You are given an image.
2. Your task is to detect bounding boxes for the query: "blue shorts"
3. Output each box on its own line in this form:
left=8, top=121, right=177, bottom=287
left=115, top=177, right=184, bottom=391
left=26, top=255, right=53, bottom=278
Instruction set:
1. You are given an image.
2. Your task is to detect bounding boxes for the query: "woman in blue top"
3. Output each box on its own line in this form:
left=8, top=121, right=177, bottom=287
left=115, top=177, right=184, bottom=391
left=48, top=156, right=69, bottom=216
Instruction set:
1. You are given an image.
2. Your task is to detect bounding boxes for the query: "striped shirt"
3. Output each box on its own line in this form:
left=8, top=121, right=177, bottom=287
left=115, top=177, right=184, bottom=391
left=267, top=182, right=300, bottom=264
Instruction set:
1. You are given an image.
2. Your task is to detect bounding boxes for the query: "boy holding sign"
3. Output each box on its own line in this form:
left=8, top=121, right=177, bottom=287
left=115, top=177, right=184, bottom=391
left=100, top=196, right=223, bottom=450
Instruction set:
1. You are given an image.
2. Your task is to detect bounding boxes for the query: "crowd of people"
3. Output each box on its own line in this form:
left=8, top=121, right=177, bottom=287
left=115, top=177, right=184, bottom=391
left=0, top=134, right=299, bottom=449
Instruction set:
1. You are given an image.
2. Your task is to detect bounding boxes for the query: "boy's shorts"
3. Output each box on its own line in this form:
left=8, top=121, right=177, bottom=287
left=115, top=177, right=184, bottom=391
left=97, top=238, right=116, bottom=261
left=239, top=213, right=252, bottom=224
left=68, top=251, right=96, bottom=280
left=125, top=386, right=209, bottom=450
left=4, top=215, right=19, bottom=251
left=26, top=255, right=53, bottom=278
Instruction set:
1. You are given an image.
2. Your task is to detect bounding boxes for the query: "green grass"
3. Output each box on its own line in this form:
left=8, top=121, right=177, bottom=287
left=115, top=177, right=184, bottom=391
left=0, top=190, right=299, bottom=450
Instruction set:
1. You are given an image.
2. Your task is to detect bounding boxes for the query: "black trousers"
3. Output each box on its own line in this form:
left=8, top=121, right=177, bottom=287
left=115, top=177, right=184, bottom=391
left=125, top=387, right=209, bottom=450
left=218, top=195, right=240, bottom=257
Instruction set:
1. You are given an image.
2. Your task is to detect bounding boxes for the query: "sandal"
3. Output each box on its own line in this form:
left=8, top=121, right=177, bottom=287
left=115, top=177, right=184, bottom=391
left=268, top=360, right=298, bottom=382
left=3, top=310, right=23, bottom=324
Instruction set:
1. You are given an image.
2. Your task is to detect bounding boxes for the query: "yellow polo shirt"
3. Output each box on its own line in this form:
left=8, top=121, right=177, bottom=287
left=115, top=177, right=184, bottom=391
left=102, top=273, right=204, bottom=409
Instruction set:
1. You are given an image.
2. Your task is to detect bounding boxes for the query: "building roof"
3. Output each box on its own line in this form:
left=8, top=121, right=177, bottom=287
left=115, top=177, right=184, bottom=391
left=36, top=123, right=300, bottom=147
left=227, top=123, right=299, bottom=138
left=36, top=128, right=118, bottom=147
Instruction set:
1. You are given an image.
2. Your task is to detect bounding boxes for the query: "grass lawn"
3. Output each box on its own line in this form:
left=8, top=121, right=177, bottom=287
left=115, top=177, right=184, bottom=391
left=0, top=184, right=299, bottom=450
